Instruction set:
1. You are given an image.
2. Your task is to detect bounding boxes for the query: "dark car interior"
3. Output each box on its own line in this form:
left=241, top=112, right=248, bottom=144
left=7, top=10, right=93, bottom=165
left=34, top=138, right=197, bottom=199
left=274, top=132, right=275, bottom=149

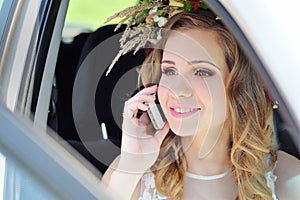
left=50, top=24, right=146, bottom=173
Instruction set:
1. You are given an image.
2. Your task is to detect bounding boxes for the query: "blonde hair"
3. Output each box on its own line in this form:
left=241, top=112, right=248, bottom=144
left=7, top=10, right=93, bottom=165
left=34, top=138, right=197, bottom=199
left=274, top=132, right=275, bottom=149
left=139, top=11, right=276, bottom=200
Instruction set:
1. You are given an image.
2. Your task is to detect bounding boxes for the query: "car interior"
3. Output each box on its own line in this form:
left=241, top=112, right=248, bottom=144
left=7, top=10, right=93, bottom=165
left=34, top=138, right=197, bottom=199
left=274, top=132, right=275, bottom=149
left=51, top=23, right=147, bottom=173
left=43, top=1, right=300, bottom=175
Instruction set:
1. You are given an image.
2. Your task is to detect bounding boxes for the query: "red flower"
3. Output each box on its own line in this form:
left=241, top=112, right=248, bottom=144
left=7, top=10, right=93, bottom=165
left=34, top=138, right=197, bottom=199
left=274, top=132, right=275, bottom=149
left=189, top=0, right=201, bottom=11
left=263, top=84, right=276, bottom=105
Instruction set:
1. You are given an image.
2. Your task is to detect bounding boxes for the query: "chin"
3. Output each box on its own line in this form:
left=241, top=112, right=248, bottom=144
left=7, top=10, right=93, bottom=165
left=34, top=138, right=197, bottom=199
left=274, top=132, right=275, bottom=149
left=169, top=123, right=199, bottom=137
left=167, top=115, right=204, bottom=137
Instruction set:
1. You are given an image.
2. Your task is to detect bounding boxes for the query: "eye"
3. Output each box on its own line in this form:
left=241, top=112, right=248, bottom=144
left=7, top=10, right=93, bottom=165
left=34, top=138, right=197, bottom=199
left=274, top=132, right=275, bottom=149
left=195, top=69, right=214, bottom=77
left=161, top=68, right=178, bottom=76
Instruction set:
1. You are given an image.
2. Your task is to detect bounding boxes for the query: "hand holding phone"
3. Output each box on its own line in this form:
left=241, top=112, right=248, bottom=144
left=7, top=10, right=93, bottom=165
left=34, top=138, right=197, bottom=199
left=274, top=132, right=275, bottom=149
left=147, top=101, right=166, bottom=130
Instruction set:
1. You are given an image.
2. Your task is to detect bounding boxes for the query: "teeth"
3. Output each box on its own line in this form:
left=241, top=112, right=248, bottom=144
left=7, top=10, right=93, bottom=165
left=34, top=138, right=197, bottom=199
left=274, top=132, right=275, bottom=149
left=174, top=108, right=197, bottom=113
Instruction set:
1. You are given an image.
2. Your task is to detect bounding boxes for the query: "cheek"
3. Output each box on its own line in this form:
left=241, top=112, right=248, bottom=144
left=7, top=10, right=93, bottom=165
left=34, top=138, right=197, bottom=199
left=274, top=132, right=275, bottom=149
left=192, top=79, right=211, bottom=103
left=208, top=77, right=226, bottom=103
left=158, top=76, right=175, bottom=104
left=205, top=77, right=228, bottom=122
left=157, top=86, right=168, bottom=105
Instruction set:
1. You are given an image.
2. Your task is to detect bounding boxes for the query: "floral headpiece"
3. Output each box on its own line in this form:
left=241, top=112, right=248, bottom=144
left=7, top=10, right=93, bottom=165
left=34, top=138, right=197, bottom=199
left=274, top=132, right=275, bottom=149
left=105, top=0, right=208, bottom=75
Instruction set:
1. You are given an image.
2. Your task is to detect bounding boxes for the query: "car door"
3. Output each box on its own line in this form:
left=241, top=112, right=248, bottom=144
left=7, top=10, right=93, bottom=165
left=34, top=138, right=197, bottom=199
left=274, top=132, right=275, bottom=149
left=0, top=0, right=110, bottom=199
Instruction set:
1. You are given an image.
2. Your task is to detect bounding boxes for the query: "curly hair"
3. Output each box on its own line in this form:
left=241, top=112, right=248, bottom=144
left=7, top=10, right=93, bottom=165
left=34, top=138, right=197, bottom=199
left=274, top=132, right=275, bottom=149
left=139, top=10, right=277, bottom=200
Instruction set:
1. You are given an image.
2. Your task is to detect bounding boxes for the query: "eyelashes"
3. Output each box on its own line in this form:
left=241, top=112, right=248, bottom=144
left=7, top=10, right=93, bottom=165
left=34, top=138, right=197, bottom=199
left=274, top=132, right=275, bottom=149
left=161, top=68, right=177, bottom=76
left=161, top=67, right=215, bottom=77
left=194, top=69, right=214, bottom=77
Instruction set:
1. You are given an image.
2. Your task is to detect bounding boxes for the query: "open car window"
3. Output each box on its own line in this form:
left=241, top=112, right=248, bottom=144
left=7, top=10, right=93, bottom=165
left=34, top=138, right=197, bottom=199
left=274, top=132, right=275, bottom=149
left=54, top=0, right=300, bottom=175
left=47, top=0, right=300, bottom=179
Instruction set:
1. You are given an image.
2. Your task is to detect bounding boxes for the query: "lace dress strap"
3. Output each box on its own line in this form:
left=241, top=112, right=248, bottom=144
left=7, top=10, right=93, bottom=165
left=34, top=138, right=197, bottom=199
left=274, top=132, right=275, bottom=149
left=138, top=172, right=168, bottom=200
left=265, top=169, right=278, bottom=200
left=264, top=154, right=278, bottom=200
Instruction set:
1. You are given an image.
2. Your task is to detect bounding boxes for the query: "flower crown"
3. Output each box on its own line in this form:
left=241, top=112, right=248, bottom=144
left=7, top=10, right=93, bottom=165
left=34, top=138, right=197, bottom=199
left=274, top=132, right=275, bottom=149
left=105, top=0, right=208, bottom=75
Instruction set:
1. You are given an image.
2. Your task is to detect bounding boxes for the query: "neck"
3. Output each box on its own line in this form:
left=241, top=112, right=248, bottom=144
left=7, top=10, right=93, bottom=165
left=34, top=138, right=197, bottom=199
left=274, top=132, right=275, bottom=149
left=181, top=128, right=231, bottom=176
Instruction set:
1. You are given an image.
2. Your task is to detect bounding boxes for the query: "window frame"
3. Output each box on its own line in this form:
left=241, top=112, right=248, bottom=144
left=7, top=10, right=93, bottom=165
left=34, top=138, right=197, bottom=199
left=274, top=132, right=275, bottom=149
left=0, top=104, right=108, bottom=199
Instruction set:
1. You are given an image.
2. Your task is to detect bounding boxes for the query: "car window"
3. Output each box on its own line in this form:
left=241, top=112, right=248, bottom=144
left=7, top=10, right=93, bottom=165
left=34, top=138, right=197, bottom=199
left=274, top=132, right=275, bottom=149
left=0, top=0, right=46, bottom=112
left=52, top=0, right=300, bottom=179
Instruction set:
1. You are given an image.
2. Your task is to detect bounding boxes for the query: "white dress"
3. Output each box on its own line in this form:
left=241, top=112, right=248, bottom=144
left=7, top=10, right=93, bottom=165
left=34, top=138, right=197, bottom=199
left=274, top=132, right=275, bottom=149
left=138, top=172, right=168, bottom=200
left=138, top=167, right=278, bottom=200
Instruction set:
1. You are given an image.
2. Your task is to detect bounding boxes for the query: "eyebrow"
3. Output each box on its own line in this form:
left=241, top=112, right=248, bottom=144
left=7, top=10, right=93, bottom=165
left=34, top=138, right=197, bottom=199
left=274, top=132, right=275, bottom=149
left=161, top=60, right=221, bottom=70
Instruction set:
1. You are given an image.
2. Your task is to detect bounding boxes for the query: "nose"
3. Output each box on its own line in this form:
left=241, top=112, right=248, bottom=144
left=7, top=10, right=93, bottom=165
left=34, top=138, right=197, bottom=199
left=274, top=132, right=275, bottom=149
left=168, top=75, right=193, bottom=98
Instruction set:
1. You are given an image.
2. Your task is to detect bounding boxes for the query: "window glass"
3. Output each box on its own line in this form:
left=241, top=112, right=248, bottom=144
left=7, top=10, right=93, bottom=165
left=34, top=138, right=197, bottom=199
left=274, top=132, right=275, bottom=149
left=0, top=0, right=3, bottom=10
left=0, top=0, right=14, bottom=47
left=0, top=0, right=46, bottom=112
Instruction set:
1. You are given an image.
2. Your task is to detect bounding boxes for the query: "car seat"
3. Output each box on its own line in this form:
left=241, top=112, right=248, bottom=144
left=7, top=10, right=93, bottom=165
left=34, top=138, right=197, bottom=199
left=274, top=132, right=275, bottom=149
left=72, top=24, right=146, bottom=142
left=68, top=24, right=146, bottom=173
left=273, top=108, right=300, bottom=159
left=55, top=32, right=91, bottom=140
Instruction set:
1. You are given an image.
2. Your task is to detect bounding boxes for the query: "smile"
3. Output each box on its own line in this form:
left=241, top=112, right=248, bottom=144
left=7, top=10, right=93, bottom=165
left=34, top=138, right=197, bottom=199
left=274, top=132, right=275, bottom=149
left=170, top=107, right=200, bottom=118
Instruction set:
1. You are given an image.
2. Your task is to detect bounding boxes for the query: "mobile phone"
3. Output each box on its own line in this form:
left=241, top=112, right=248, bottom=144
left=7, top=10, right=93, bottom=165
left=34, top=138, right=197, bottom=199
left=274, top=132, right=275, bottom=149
left=147, top=100, right=166, bottom=130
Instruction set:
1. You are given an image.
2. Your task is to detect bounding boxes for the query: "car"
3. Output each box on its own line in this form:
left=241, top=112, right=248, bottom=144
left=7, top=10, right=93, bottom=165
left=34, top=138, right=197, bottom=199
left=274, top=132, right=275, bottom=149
left=0, top=0, right=299, bottom=199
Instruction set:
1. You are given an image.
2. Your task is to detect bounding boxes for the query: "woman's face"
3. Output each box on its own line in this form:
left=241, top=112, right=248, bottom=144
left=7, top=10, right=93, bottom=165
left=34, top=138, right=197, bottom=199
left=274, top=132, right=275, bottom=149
left=158, top=29, right=229, bottom=141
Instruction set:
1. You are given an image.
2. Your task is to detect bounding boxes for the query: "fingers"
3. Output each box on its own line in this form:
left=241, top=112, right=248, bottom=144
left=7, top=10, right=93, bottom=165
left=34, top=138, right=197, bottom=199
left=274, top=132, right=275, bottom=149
left=135, top=85, right=157, bottom=96
left=125, top=85, right=157, bottom=118
left=127, top=101, right=149, bottom=113
left=154, top=122, right=170, bottom=145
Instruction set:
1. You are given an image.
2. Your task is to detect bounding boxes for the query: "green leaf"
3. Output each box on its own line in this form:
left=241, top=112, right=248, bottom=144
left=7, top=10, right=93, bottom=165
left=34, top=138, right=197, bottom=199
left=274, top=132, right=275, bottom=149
left=141, top=8, right=149, bottom=15
left=183, top=1, right=193, bottom=11
left=157, top=6, right=163, bottom=10
left=199, top=2, right=208, bottom=10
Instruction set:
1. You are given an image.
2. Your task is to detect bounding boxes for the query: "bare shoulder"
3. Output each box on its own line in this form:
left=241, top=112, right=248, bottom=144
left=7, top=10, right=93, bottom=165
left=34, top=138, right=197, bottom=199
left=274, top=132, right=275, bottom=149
left=275, top=150, right=300, bottom=199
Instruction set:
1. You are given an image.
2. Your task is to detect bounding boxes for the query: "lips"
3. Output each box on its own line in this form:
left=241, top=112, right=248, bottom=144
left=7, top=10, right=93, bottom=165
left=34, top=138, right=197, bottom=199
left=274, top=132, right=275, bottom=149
left=170, top=105, right=201, bottom=118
